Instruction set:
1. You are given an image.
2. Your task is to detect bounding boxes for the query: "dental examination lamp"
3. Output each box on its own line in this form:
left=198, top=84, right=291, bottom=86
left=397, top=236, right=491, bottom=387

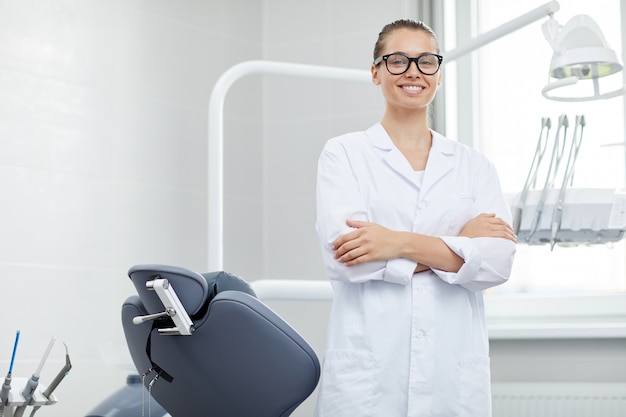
left=542, top=14, right=626, bottom=101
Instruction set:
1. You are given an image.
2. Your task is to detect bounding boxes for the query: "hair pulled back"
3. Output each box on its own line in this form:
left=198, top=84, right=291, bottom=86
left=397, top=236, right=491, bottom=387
left=373, top=19, right=440, bottom=62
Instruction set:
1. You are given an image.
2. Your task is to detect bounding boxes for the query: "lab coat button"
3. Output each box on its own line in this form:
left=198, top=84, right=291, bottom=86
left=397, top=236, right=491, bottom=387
left=415, top=330, right=425, bottom=339
left=418, top=201, right=427, bottom=209
left=416, top=284, right=426, bottom=292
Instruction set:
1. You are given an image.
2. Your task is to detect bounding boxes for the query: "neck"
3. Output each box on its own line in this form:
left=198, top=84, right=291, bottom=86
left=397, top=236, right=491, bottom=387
left=381, top=107, right=431, bottom=150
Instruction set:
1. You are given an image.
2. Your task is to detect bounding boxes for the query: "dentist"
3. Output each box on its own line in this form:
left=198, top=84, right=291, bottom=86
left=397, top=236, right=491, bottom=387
left=315, top=19, right=516, bottom=417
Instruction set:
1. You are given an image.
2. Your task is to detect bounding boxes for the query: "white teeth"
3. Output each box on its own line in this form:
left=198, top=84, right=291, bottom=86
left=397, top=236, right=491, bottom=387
left=403, top=85, right=422, bottom=91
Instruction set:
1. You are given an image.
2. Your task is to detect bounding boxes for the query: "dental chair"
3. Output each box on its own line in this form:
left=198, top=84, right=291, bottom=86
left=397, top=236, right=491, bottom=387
left=117, top=264, right=320, bottom=417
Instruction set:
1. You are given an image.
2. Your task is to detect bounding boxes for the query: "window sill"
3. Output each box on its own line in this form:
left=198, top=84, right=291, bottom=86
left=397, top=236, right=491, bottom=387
left=488, top=321, right=626, bottom=339
left=251, top=280, right=626, bottom=340
left=485, top=292, right=626, bottom=340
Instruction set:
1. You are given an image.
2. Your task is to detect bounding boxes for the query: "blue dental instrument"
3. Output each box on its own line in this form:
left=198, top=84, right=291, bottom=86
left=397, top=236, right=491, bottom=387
left=0, top=331, right=21, bottom=416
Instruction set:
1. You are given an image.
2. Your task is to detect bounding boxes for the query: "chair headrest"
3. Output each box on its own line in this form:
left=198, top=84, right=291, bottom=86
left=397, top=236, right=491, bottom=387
left=201, top=270, right=256, bottom=298
left=128, top=264, right=211, bottom=317
left=127, top=265, right=256, bottom=319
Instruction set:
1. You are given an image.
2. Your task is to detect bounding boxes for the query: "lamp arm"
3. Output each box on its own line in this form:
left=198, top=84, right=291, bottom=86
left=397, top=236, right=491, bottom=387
left=542, top=77, right=626, bottom=101
left=443, top=1, right=560, bottom=62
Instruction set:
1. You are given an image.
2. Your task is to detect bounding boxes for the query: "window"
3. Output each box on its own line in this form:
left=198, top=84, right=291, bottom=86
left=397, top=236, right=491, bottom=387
left=443, top=0, right=626, bottom=293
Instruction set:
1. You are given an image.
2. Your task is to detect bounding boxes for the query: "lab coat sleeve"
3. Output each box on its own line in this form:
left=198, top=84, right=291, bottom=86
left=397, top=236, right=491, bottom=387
left=432, top=158, right=516, bottom=292
left=316, top=138, right=416, bottom=285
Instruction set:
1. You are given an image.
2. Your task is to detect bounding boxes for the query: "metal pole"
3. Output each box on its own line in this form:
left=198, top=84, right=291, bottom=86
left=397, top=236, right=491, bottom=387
left=208, top=61, right=370, bottom=270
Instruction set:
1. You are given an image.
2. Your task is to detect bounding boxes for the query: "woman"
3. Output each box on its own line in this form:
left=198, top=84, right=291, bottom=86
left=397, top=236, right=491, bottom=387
left=315, top=19, right=516, bottom=417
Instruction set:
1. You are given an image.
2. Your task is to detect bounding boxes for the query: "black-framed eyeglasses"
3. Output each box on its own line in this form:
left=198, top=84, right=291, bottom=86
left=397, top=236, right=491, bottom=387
left=374, top=52, right=443, bottom=76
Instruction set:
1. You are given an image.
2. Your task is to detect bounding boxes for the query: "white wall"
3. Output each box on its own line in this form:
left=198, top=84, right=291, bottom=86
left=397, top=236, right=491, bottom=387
left=0, top=0, right=415, bottom=416
left=0, top=1, right=263, bottom=415
left=1, top=1, right=624, bottom=417
left=259, top=2, right=419, bottom=415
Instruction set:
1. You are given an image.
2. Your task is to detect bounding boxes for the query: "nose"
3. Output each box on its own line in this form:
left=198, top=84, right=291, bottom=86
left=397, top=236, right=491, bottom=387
left=405, top=60, right=421, bottom=77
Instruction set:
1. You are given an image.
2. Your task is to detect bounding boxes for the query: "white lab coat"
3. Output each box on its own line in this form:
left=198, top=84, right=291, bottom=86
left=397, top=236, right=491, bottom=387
left=314, top=123, right=516, bottom=417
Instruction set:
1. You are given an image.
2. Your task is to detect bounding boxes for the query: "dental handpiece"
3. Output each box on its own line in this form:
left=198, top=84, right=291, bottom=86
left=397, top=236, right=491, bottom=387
left=42, top=343, right=71, bottom=398
left=28, top=343, right=71, bottom=417
left=0, top=331, right=21, bottom=416
left=12, top=336, right=55, bottom=417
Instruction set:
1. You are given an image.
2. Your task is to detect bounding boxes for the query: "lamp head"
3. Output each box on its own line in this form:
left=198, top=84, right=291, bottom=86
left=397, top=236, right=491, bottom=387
left=542, top=14, right=625, bottom=101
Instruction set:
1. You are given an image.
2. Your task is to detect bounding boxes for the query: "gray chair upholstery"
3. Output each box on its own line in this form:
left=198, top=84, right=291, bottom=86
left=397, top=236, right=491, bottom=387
left=121, top=264, right=320, bottom=417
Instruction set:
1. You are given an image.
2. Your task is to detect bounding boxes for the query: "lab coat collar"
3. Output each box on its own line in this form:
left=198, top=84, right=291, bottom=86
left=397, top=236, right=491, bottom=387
left=366, top=123, right=455, bottom=193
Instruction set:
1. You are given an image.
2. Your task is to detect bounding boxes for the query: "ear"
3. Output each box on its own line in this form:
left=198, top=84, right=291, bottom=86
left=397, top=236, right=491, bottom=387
left=437, top=68, right=443, bottom=86
left=371, top=64, right=381, bottom=85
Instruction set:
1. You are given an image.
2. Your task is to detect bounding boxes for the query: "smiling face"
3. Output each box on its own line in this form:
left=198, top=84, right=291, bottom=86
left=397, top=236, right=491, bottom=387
left=371, top=28, right=443, bottom=113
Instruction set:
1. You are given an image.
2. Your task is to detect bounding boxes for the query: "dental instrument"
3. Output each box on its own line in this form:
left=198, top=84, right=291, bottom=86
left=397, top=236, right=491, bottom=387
left=28, top=343, right=71, bottom=417
left=12, top=336, right=55, bottom=417
left=513, top=117, right=551, bottom=235
left=513, top=187, right=626, bottom=246
left=513, top=115, right=626, bottom=247
left=41, top=343, right=71, bottom=399
left=549, top=115, right=585, bottom=249
left=527, top=114, right=569, bottom=241
left=0, top=330, right=21, bottom=417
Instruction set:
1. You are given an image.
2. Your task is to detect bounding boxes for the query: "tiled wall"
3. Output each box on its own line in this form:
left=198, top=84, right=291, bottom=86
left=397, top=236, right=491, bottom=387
left=0, top=1, right=262, bottom=415
left=0, top=0, right=426, bottom=415
left=259, top=1, right=416, bottom=415
left=5, top=1, right=623, bottom=417
left=0, top=0, right=416, bottom=415
left=261, top=0, right=414, bottom=280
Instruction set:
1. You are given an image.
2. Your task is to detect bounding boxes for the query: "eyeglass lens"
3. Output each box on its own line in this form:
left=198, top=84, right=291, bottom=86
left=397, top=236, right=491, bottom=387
left=386, top=53, right=440, bottom=75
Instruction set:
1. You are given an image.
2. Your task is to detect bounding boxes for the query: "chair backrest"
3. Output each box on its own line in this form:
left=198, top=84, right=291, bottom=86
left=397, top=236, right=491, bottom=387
left=122, top=264, right=320, bottom=417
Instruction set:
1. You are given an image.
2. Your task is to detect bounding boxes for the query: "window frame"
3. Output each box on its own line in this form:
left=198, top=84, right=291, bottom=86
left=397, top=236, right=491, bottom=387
left=429, top=0, right=626, bottom=336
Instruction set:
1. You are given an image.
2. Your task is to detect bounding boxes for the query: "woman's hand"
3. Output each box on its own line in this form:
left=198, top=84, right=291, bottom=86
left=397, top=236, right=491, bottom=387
left=333, top=219, right=401, bottom=266
left=333, top=213, right=516, bottom=269
left=460, top=213, right=516, bottom=242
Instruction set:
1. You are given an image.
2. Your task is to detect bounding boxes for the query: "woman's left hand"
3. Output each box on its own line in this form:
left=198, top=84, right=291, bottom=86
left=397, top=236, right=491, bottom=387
left=459, top=213, right=517, bottom=242
left=333, top=219, right=400, bottom=266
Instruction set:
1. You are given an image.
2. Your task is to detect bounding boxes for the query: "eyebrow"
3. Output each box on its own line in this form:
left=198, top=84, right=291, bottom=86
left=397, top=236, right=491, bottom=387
left=386, top=51, right=439, bottom=56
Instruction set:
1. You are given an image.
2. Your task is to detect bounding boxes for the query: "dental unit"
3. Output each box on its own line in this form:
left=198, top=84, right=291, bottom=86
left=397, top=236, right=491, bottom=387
left=512, top=115, right=626, bottom=249
left=0, top=334, right=70, bottom=417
